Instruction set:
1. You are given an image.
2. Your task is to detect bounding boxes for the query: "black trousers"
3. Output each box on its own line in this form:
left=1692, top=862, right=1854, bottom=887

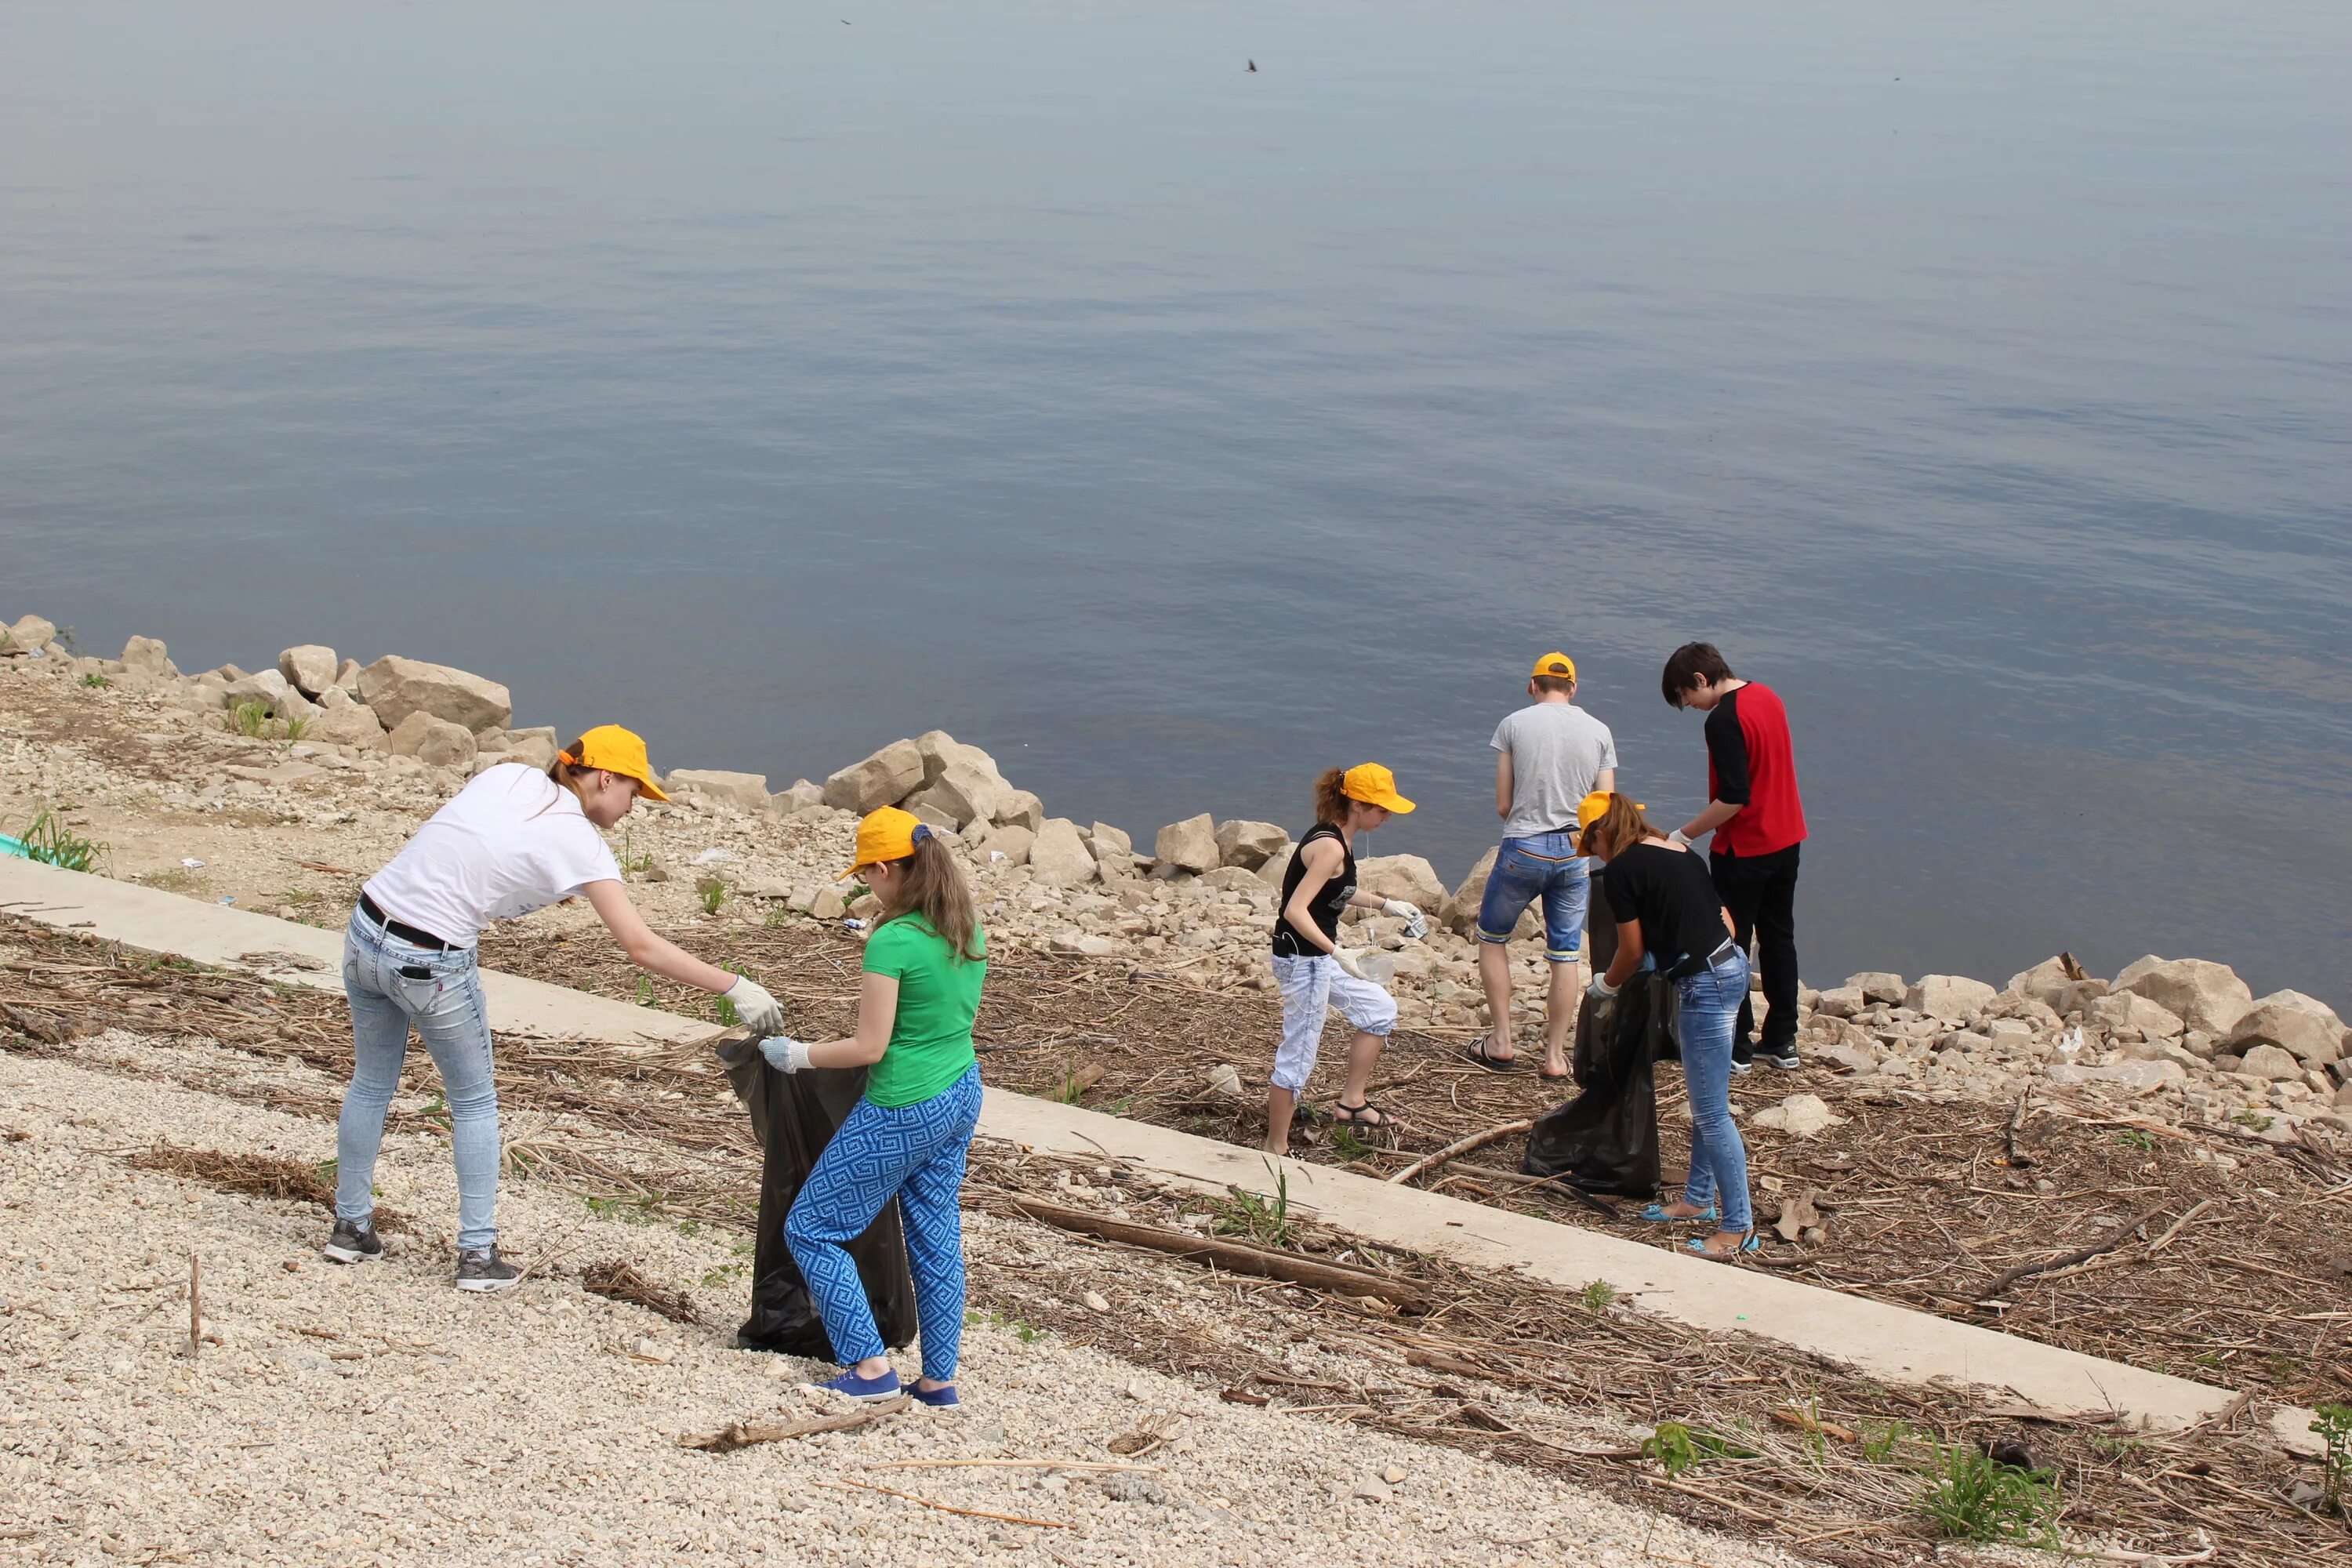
left=1708, top=842, right=1801, bottom=1059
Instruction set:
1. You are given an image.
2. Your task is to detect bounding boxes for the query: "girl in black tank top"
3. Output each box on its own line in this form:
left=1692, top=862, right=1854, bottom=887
left=1263, top=764, right=1421, bottom=1156
left=1271, top=822, right=1355, bottom=957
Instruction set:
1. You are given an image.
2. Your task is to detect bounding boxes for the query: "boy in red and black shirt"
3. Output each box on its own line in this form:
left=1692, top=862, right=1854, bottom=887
left=1662, top=643, right=1807, bottom=1071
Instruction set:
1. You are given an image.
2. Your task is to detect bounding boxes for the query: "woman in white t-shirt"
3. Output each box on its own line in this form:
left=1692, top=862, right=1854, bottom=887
left=324, top=724, right=784, bottom=1292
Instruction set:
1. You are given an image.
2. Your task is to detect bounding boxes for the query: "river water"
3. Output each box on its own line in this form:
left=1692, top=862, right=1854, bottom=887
left=5, top=2, right=2347, bottom=1002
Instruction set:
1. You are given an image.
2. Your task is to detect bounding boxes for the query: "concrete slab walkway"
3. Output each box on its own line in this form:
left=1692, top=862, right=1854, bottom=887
left=2, top=855, right=2316, bottom=1451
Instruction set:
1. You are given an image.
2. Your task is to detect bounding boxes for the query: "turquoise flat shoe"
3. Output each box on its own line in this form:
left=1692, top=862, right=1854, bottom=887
left=1686, top=1232, right=1763, bottom=1260
left=1639, top=1201, right=1717, bottom=1224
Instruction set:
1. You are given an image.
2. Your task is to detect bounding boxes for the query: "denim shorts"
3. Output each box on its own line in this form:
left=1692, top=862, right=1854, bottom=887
left=1475, top=832, right=1589, bottom=964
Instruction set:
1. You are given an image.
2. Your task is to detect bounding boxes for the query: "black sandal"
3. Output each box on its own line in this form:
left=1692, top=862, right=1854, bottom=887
left=1461, top=1036, right=1525, bottom=1073
left=1331, top=1102, right=1399, bottom=1129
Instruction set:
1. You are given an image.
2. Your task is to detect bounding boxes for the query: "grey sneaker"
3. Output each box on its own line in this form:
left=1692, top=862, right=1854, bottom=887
left=321, top=1218, right=383, bottom=1265
left=454, top=1246, right=521, bottom=1294
left=1756, top=1047, right=1802, bottom=1071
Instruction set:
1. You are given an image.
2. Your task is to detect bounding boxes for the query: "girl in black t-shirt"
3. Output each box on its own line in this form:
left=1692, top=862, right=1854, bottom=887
left=1577, top=791, right=1759, bottom=1260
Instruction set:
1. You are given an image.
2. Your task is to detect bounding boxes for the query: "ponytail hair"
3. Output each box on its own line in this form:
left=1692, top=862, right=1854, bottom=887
left=877, top=831, right=983, bottom=963
left=1312, top=767, right=1351, bottom=827
left=1577, top=793, right=1661, bottom=859
left=536, top=738, right=595, bottom=819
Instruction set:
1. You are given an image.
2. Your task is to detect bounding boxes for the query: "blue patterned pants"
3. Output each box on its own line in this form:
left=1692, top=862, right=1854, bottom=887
left=786, top=1064, right=982, bottom=1381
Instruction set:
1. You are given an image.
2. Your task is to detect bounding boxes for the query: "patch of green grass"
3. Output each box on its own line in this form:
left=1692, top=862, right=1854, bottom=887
left=635, top=975, right=657, bottom=1007
left=695, top=874, right=730, bottom=916
left=585, top=1192, right=666, bottom=1225
left=619, top=830, right=655, bottom=877
left=1210, top=1160, right=1298, bottom=1250
left=1580, top=1278, right=1617, bottom=1314
left=1327, top=1123, right=1374, bottom=1162
left=1640, top=1421, right=1755, bottom=1477
left=2232, top=1109, right=2275, bottom=1132
left=228, top=699, right=278, bottom=738
left=700, top=1261, right=749, bottom=1287
left=2114, top=1128, right=2158, bottom=1151
left=1915, top=1442, right=2060, bottom=1546
left=1861, top=1419, right=1918, bottom=1465
left=2316, top=1403, right=2351, bottom=1515
left=78, top=670, right=110, bottom=689
left=763, top=905, right=789, bottom=927
left=966, top=1307, right=1047, bottom=1343
left=8, top=809, right=108, bottom=873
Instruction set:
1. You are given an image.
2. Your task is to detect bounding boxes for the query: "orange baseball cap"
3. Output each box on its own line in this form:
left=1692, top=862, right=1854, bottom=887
left=561, top=725, right=669, bottom=802
left=1341, top=763, right=1415, bottom=815
left=1531, top=652, right=1577, bottom=681
left=840, top=805, right=935, bottom=879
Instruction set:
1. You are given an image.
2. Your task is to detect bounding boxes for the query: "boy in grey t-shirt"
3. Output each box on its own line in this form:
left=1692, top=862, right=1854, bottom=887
left=1470, top=653, right=1617, bottom=1076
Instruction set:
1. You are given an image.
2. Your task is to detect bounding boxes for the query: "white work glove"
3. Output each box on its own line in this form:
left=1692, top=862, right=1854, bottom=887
left=1587, top=974, right=1621, bottom=1002
left=724, top=976, right=786, bottom=1035
left=1381, top=899, right=1429, bottom=940
left=1667, top=829, right=1692, bottom=849
left=1332, top=947, right=1376, bottom=982
left=757, top=1035, right=814, bottom=1073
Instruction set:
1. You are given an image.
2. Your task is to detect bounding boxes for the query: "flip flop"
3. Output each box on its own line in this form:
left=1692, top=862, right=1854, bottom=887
left=1538, top=1065, right=1572, bottom=1083
left=1461, top=1036, right=1524, bottom=1073
left=1331, top=1102, right=1399, bottom=1129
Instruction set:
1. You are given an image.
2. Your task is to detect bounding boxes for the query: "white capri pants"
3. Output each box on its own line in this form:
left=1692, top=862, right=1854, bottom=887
left=1269, top=953, right=1398, bottom=1094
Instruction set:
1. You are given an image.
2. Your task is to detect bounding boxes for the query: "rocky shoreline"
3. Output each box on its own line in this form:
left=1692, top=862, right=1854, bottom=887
left=5, top=610, right=2348, bottom=1151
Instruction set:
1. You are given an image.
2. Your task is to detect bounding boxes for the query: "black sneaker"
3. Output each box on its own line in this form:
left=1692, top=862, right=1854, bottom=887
left=1755, top=1047, right=1802, bottom=1071
left=321, top=1218, right=383, bottom=1265
left=454, top=1246, right=521, bottom=1294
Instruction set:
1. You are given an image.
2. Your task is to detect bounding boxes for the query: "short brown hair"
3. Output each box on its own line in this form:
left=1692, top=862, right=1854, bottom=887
left=1661, top=642, right=1734, bottom=709
left=1531, top=673, right=1577, bottom=695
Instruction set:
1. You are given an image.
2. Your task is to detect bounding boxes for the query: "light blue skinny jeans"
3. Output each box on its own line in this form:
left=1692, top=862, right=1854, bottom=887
left=1671, top=948, right=1754, bottom=1236
left=336, top=906, right=501, bottom=1249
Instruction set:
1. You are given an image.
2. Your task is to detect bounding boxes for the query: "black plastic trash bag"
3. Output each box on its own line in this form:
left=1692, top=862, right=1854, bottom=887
left=713, top=1034, right=918, bottom=1357
left=1523, top=971, right=1674, bottom=1198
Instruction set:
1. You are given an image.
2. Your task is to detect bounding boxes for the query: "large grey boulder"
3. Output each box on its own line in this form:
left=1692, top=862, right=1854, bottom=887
left=1154, top=814, right=1219, bottom=875
left=119, top=636, right=176, bottom=679
left=1848, top=972, right=1907, bottom=1007
left=992, top=789, right=1044, bottom=832
left=503, top=726, right=559, bottom=771
left=665, top=769, right=771, bottom=814
left=1089, top=822, right=1137, bottom=879
left=2224, top=991, right=2346, bottom=1066
left=2113, top=956, right=2254, bottom=1036
left=2238, top=1043, right=2303, bottom=1082
left=1442, top=847, right=1500, bottom=935
left=978, top=823, right=1035, bottom=866
left=1356, top=854, right=1444, bottom=911
left=1214, top=819, right=1290, bottom=870
left=2, top=615, right=56, bottom=655
left=385, top=711, right=477, bottom=771
left=906, top=758, right=1007, bottom=829
left=332, top=658, right=365, bottom=695
left=1029, top=818, right=1099, bottom=887
left=358, top=655, right=513, bottom=735
left=306, top=688, right=386, bottom=747
left=771, top=779, right=826, bottom=815
left=822, top=739, right=924, bottom=812
left=2089, top=991, right=2187, bottom=1038
left=223, top=670, right=290, bottom=710
left=1906, top=975, right=1998, bottom=1022
left=274, top=686, right=324, bottom=726
left=278, top=644, right=338, bottom=698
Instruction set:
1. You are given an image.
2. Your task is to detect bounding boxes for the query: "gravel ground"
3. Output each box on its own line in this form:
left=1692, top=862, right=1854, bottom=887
left=0, top=1041, right=1808, bottom=1568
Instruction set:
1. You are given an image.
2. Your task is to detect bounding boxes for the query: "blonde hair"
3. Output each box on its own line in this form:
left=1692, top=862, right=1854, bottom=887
left=877, top=833, right=983, bottom=963
left=1577, top=793, right=1661, bottom=859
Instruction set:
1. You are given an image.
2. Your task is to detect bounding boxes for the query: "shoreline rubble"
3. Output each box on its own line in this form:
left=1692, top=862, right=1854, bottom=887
left=4, top=610, right=2347, bottom=1151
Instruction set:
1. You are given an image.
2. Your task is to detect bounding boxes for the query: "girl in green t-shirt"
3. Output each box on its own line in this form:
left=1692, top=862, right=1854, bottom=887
left=760, top=807, right=986, bottom=1406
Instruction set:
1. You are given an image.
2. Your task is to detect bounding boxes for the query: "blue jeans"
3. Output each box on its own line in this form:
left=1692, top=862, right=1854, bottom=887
left=1476, top=832, right=1590, bottom=964
left=1672, top=949, right=1753, bottom=1235
left=336, top=907, right=502, bottom=1249
left=786, top=1065, right=982, bottom=1381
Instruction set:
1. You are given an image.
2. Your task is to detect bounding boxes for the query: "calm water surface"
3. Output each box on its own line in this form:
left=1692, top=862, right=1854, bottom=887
left=4, top=2, right=2348, bottom=1001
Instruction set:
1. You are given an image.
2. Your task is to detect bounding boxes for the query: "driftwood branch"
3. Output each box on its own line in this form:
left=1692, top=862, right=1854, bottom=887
left=187, top=1254, right=202, bottom=1358
left=1386, top=1119, right=1535, bottom=1188
left=677, top=1396, right=908, bottom=1452
left=1008, top=1198, right=1426, bottom=1308
left=1975, top=1201, right=2171, bottom=1300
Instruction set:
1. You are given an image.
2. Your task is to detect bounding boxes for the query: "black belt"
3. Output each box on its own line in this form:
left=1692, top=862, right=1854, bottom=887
left=358, top=892, right=452, bottom=952
left=1670, top=938, right=1740, bottom=980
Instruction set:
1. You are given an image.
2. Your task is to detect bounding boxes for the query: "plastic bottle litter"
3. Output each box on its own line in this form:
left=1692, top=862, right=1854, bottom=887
left=2056, top=1025, right=2084, bottom=1058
